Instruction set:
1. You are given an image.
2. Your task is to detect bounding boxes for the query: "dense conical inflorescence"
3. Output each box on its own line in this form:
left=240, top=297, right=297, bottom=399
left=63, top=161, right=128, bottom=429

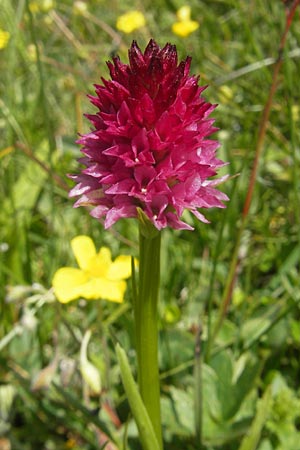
left=70, top=39, right=228, bottom=230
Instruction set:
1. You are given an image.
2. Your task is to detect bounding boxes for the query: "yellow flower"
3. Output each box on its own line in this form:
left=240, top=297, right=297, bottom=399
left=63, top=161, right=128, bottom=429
left=172, top=6, right=199, bottom=38
left=0, top=30, right=10, bottom=50
left=29, top=0, right=55, bottom=13
left=116, top=11, right=146, bottom=34
left=52, top=235, right=134, bottom=304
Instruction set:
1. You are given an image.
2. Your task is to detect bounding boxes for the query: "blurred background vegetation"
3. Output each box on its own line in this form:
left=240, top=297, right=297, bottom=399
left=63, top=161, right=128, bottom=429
left=0, top=0, right=300, bottom=449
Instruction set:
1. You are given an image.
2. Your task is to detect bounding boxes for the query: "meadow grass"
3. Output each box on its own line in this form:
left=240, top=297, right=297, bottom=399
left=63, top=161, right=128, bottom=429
left=1, top=1, right=300, bottom=449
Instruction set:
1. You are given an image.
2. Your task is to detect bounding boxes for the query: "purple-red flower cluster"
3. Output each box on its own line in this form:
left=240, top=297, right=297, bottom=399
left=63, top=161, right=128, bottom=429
left=70, top=39, right=228, bottom=230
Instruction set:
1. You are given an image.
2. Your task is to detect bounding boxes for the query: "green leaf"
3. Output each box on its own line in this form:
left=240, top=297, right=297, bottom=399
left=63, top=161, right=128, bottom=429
left=115, top=343, right=161, bottom=450
left=241, top=313, right=275, bottom=349
left=238, top=385, right=272, bottom=450
left=209, top=350, right=261, bottom=421
left=167, top=386, right=194, bottom=435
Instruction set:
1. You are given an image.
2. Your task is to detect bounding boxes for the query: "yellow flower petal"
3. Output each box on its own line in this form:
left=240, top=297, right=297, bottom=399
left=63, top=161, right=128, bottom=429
left=71, top=235, right=96, bottom=271
left=52, top=267, right=88, bottom=303
left=172, top=20, right=199, bottom=38
left=107, top=255, right=134, bottom=280
left=79, top=278, right=127, bottom=303
left=0, top=30, right=10, bottom=50
left=87, top=247, right=112, bottom=278
left=116, top=11, right=146, bottom=34
left=177, top=6, right=191, bottom=22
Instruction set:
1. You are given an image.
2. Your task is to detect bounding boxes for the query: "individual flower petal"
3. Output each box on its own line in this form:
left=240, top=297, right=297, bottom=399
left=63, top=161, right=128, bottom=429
left=52, top=268, right=89, bottom=303
left=116, top=11, right=146, bottom=34
left=107, top=255, right=134, bottom=280
left=0, top=29, right=10, bottom=50
left=172, top=20, right=199, bottom=38
left=79, top=278, right=127, bottom=302
left=71, top=235, right=96, bottom=271
left=87, top=247, right=112, bottom=278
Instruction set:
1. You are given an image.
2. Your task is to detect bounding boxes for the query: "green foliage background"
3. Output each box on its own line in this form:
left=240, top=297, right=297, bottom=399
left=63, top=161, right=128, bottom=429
left=0, top=0, right=300, bottom=449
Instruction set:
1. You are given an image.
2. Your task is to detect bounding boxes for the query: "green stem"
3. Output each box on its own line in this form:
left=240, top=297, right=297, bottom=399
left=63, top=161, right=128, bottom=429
left=194, top=324, right=203, bottom=449
left=133, top=222, right=163, bottom=449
